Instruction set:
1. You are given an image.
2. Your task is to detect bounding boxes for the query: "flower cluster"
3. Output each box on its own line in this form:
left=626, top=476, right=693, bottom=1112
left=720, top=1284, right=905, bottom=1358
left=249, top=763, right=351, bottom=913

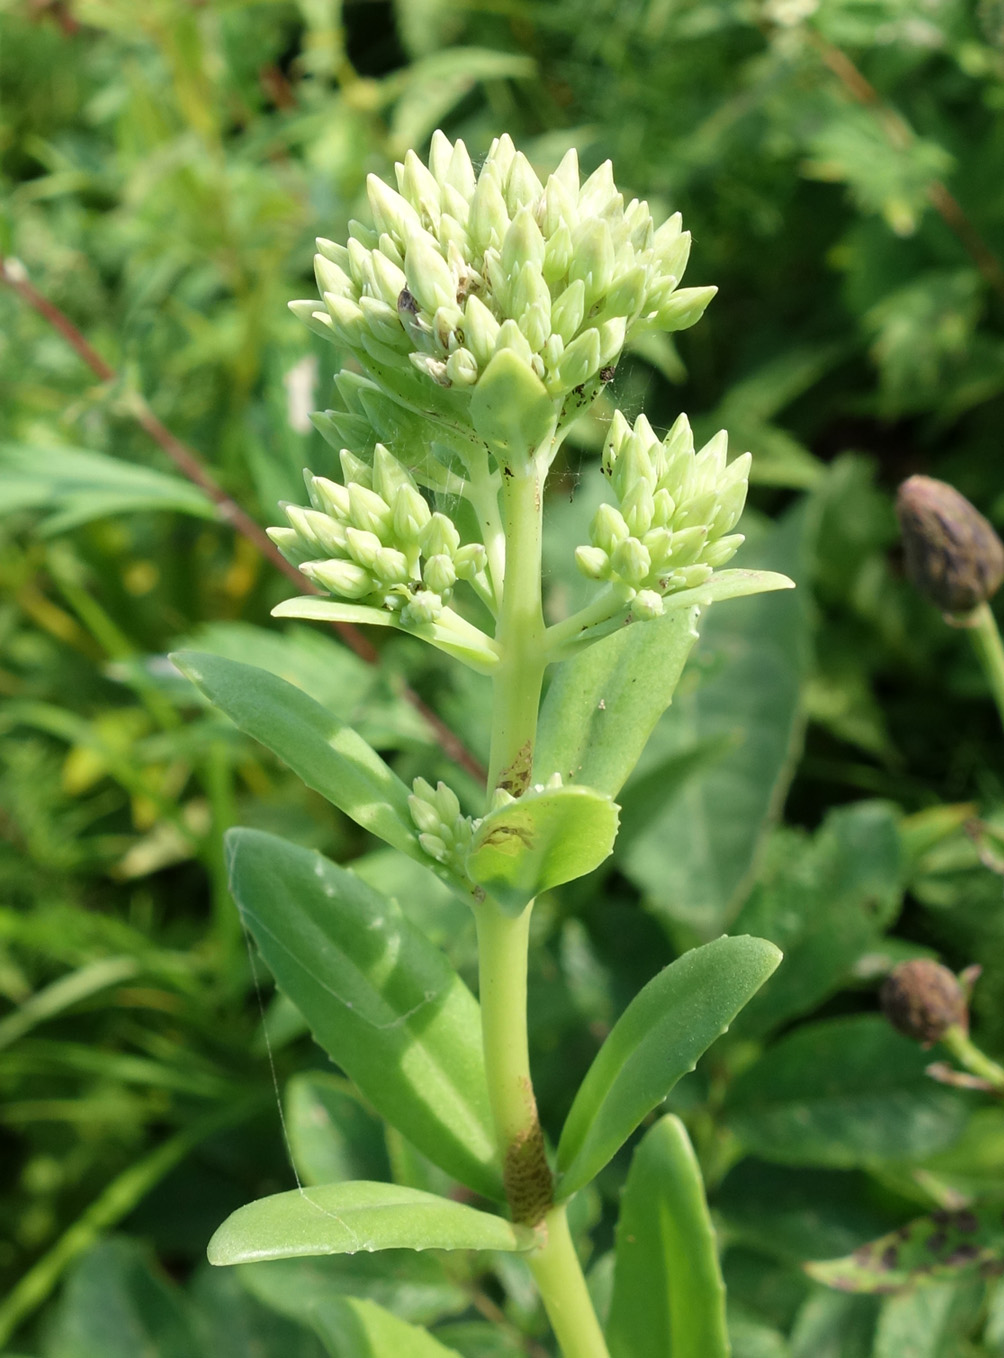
left=575, top=411, right=751, bottom=618
left=268, top=443, right=487, bottom=626
left=408, top=777, right=474, bottom=872
left=290, top=131, right=714, bottom=441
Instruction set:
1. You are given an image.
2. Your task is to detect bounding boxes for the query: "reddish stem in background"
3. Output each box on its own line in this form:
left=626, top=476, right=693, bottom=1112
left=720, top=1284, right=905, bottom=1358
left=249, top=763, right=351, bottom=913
left=0, top=255, right=486, bottom=783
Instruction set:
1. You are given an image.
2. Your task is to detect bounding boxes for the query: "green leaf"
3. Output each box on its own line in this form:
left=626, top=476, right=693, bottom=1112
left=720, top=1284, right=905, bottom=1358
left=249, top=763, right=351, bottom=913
left=873, top=1281, right=982, bottom=1358
left=44, top=1238, right=200, bottom=1358
left=172, top=652, right=421, bottom=861
left=238, top=1252, right=468, bottom=1328
left=806, top=1206, right=1004, bottom=1293
left=555, top=935, right=781, bottom=1200
left=619, top=504, right=813, bottom=938
left=190, top=1268, right=327, bottom=1358
left=312, top=1294, right=462, bottom=1358
left=724, top=1015, right=970, bottom=1168
left=225, top=829, right=501, bottom=1199
left=284, top=1073, right=391, bottom=1187
left=208, top=1181, right=532, bottom=1264
left=468, top=349, right=556, bottom=469
left=465, top=784, right=620, bottom=913
left=0, top=442, right=216, bottom=534
left=535, top=607, right=701, bottom=798
left=607, top=1116, right=729, bottom=1358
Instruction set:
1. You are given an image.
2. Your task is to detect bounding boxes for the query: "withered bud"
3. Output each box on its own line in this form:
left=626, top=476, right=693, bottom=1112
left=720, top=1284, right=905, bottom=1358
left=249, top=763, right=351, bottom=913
left=896, top=475, right=1004, bottom=614
left=880, top=958, right=968, bottom=1047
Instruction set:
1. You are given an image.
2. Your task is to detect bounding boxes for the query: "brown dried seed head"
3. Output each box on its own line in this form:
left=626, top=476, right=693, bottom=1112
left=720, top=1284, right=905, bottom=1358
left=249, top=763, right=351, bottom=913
left=896, top=475, right=1004, bottom=614
left=880, top=958, right=968, bottom=1046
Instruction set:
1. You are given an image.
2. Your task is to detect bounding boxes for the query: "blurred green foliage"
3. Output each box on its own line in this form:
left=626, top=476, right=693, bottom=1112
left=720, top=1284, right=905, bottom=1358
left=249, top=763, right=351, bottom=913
left=2, top=0, right=1004, bottom=1353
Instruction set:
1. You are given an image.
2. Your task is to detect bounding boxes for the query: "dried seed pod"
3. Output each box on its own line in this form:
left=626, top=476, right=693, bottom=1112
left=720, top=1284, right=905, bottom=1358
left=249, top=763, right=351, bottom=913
left=880, top=958, right=968, bottom=1046
left=896, top=475, right=1004, bottom=614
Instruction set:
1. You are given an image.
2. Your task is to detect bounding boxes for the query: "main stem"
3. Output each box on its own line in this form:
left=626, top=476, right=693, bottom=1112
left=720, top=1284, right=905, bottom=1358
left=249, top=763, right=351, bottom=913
left=968, top=602, right=1004, bottom=734
left=476, top=452, right=611, bottom=1358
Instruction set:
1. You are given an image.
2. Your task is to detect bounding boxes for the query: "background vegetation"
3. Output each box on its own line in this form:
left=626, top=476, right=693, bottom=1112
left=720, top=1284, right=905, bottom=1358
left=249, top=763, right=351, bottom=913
left=3, top=0, right=1004, bottom=1353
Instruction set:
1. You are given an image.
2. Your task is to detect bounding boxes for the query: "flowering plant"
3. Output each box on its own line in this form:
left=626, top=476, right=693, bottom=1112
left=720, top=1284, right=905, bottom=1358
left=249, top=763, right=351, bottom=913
left=175, top=132, right=793, bottom=1358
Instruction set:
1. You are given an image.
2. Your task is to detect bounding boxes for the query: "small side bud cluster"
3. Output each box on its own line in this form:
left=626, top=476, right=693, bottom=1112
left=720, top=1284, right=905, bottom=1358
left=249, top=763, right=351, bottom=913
left=880, top=958, right=968, bottom=1047
left=408, top=778, right=474, bottom=870
left=268, top=444, right=486, bottom=626
left=290, top=130, right=715, bottom=452
left=575, top=411, right=750, bottom=614
left=896, top=475, right=1004, bottom=614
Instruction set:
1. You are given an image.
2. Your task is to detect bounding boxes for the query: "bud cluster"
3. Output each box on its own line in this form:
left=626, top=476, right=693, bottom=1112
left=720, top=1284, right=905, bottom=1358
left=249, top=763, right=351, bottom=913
left=408, top=777, right=474, bottom=871
left=574, top=411, right=751, bottom=616
left=290, top=131, right=714, bottom=438
left=268, top=443, right=487, bottom=626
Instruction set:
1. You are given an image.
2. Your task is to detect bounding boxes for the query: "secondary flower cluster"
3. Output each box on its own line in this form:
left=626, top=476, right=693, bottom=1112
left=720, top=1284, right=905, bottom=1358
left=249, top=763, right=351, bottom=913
left=268, top=443, right=486, bottom=626
left=290, top=131, right=714, bottom=429
left=408, top=777, right=474, bottom=872
left=575, top=411, right=751, bottom=617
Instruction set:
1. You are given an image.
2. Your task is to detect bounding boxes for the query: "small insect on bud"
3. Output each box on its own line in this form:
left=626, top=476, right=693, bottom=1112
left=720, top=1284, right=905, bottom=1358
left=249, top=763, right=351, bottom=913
left=896, top=475, right=1004, bottom=614
left=880, top=958, right=968, bottom=1047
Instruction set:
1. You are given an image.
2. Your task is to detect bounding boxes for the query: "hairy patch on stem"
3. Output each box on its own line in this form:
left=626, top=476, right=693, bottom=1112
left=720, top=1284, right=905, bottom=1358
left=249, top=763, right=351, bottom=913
left=498, top=740, right=533, bottom=796
left=504, top=1107, right=553, bottom=1225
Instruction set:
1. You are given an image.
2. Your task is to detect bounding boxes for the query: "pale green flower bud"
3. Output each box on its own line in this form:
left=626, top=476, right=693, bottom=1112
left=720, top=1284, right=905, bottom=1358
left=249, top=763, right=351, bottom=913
left=569, top=219, right=615, bottom=306
left=392, top=483, right=432, bottom=541
left=494, top=317, right=535, bottom=367
left=323, top=293, right=366, bottom=340
left=446, top=138, right=477, bottom=198
left=623, top=199, right=654, bottom=250
left=593, top=502, right=630, bottom=553
left=371, top=443, right=409, bottom=503
left=303, top=558, right=374, bottom=599
left=360, top=295, right=406, bottom=346
left=666, top=524, right=709, bottom=566
left=436, top=212, right=468, bottom=257
left=266, top=526, right=314, bottom=566
left=520, top=304, right=551, bottom=354
left=308, top=475, right=351, bottom=520
left=702, top=534, right=745, bottom=568
left=489, top=786, right=517, bottom=812
left=372, top=546, right=412, bottom=585
left=575, top=545, right=610, bottom=580
left=339, top=448, right=373, bottom=490
left=512, top=259, right=550, bottom=324
left=418, top=832, right=449, bottom=863
left=578, top=159, right=619, bottom=216
left=370, top=250, right=408, bottom=307
left=423, top=512, right=461, bottom=560
left=678, top=491, right=719, bottom=532
left=287, top=299, right=336, bottom=340
left=652, top=487, right=677, bottom=527
left=469, top=171, right=509, bottom=253
left=299, top=507, right=350, bottom=556
left=633, top=589, right=665, bottom=620
left=402, top=589, right=444, bottom=625
left=408, top=786, right=442, bottom=835
left=397, top=148, right=443, bottom=219
left=345, top=526, right=383, bottom=570
left=597, top=316, right=628, bottom=367
left=611, top=536, right=652, bottom=586
left=694, top=430, right=729, bottom=486
left=502, top=206, right=546, bottom=276
left=655, top=285, right=717, bottom=332
left=423, top=553, right=457, bottom=595
left=454, top=542, right=488, bottom=578
left=316, top=237, right=350, bottom=268
left=542, top=332, right=565, bottom=371
left=432, top=779, right=462, bottom=826
left=410, top=353, right=451, bottom=387
left=377, top=232, right=404, bottom=268
left=553, top=327, right=601, bottom=391
left=710, top=472, right=750, bottom=536
left=463, top=294, right=502, bottom=368
left=348, top=483, right=392, bottom=536
left=539, top=173, right=578, bottom=238
left=643, top=526, right=674, bottom=569
left=543, top=221, right=573, bottom=284
left=431, top=303, right=464, bottom=351
left=620, top=481, right=655, bottom=537
left=552, top=279, right=586, bottom=345
left=505, top=152, right=544, bottom=214
left=446, top=347, right=479, bottom=386
left=653, top=217, right=691, bottom=279
left=604, top=263, right=648, bottom=321
left=404, top=236, right=456, bottom=314
left=489, top=133, right=517, bottom=181
left=367, top=174, right=423, bottom=243
left=314, top=254, right=353, bottom=298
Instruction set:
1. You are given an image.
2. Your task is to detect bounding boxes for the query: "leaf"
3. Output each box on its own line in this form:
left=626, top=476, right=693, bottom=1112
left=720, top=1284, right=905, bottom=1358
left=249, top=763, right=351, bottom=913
left=190, top=1268, right=327, bottom=1358
left=872, top=1281, right=982, bottom=1358
left=535, top=606, right=701, bottom=798
left=730, top=802, right=904, bottom=1038
left=208, top=1181, right=532, bottom=1265
left=238, top=1252, right=468, bottom=1328
left=724, top=1015, right=970, bottom=1168
left=43, top=1238, right=200, bottom=1358
left=225, top=829, right=501, bottom=1199
left=555, top=935, right=781, bottom=1200
left=469, top=349, right=556, bottom=469
left=312, top=1294, right=462, bottom=1358
left=284, top=1073, right=391, bottom=1187
left=619, top=504, right=813, bottom=938
left=607, top=1116, right=729, bottom=1358
left=172, top=652, right=422, bottom=862
left=0, top=442, right=217, bottom=534
left=465, top=784, right=620, bottom=913
left=806, top=1206, right=1004, bottom=1294
left=388, top=47, right=536, bottom=155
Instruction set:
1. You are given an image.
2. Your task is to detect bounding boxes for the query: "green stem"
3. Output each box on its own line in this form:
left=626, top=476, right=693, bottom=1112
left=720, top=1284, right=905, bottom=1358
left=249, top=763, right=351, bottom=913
left=529, top=1205, right=611, bottom=1358
left=942, top=1025, right=1004, bottom=1091
left=473, top=903, right=540, bottom=1154
left=544, top=583, right=628, bottom=659
left=487, top=460, right=547, bottom=796
left=968, top=602, right=1004, bottom=734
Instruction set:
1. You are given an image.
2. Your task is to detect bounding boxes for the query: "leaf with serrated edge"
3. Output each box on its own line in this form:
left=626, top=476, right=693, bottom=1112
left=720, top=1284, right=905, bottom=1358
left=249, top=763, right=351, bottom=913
left=556, top=935, right=781, bottom=1201
left=208, top=1181, right=532, bottom=1265
left=225, top=829, right=501, bottom=1199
